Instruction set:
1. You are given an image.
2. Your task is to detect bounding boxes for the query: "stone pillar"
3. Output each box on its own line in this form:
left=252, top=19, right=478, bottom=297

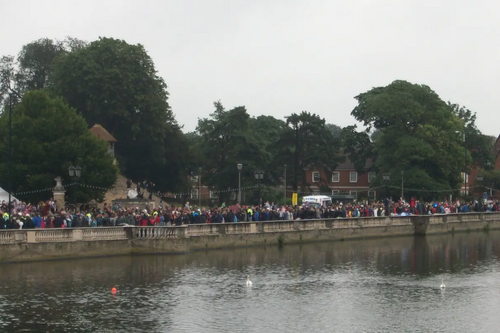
left=53, top=176, right=66, bottom=211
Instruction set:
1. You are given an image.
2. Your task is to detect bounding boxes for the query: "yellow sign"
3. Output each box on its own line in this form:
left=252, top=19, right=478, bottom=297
left=292, top=193, right=298, bottom=206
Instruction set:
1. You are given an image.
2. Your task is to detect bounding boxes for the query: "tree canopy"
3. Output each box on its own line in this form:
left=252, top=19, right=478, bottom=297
left=0, top=90, right=117, bottom=203
left=349, top=80, right=468, bottom=198
left=50, top=37, right=188, bottom=192
left=281, top=111, right=343, bottom=191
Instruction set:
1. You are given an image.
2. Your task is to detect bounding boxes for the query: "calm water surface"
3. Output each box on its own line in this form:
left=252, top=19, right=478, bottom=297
left=1, top=231, right=500, bottom=332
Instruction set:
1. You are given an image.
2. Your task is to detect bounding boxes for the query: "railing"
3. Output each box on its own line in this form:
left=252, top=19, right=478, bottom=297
left=82, top=228, right=127, bottom=241
left=35, top=229, right=73, bottom=242
left=0, top=212, right=498, bottom=245
left=133, top=226, right=186, bottom=239
left=0, top=231, right=18, bottom=244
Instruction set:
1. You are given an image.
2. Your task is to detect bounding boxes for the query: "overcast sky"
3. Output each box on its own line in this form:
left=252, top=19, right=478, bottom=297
left=1, top=0, right=499, bottom=136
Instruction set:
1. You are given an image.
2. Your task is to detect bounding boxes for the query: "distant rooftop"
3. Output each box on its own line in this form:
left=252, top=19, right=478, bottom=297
left=90, top=124, right=117, bottom=143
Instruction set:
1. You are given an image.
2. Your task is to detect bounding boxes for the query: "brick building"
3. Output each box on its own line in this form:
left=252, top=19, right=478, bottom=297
left=304, top=159, right=376, bottom=201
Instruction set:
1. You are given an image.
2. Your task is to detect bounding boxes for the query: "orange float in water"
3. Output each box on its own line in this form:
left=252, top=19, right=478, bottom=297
left=111, top=287, right=117, bottom=294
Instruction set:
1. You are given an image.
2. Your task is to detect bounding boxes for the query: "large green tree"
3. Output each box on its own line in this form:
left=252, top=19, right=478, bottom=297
left=50, top=37, right=187, bottom=192
left=350, top=80, right=466, bottom=199
left=196, top=101, right=254, bottom=204
left=0, top=37, right=87, bottom=103
left=280, top=111, right=342, bottom=191
left=449, top=103, right=495, bottom=170
left=0, top=90, right=117, bottom=203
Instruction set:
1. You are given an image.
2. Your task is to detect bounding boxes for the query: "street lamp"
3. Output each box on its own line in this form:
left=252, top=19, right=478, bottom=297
left=284, top=164, right=287, bottom=205
left=68, top=165, right=82, bottom=178
left=401, top=170, right=404, bottom=200
left=6, top=89, right=21, bottom=216
left=254, top=170, right=264, bottom=207
left=382, top=173, right=390, bottom=216
left=477, top=174, right=484, bottom=210
left=68, top=165, right=82, bottom=203
left=237, top=163, right=242, bottom=204
left=198, top=167, right=202, bottom=208
left=456, top=131, right=467, bottom=198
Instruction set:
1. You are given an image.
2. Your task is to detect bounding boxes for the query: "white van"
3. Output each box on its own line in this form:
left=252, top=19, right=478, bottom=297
left=302, top=195, right=332, bottom=207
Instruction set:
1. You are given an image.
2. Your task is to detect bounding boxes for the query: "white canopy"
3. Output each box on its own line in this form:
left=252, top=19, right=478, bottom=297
left=0, top=187, right=19, bottom=203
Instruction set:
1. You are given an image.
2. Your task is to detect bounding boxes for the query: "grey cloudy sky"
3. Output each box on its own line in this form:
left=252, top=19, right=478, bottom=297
left=2, top=0, right=499, bottom=136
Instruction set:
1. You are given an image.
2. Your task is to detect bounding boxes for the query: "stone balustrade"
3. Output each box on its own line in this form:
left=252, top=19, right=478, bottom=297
left=133, top=226, right=187, bottom=239
left=0, top=212, right=498, bottom=245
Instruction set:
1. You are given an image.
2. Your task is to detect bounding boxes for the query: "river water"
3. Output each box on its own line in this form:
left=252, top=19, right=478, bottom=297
left=1, top=231, right=500, bottom=332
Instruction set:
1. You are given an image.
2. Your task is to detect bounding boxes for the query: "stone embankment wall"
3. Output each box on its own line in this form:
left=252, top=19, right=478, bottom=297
left=0, top=212, right=498, bottom=263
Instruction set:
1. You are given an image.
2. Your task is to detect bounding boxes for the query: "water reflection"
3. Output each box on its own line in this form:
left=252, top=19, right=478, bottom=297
left=0, top=231, right=499, bottom=332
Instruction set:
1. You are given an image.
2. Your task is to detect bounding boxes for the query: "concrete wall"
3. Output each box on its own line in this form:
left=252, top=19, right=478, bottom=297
left=0, top=212, right=499, bottom=263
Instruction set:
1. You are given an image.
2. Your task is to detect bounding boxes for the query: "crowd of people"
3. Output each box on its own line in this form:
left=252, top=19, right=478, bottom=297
left=0, top=197, right=498, bottom=229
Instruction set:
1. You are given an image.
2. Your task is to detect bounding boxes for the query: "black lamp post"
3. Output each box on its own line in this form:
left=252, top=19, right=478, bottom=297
left=477, top=174, right=484, bottom=211
left=6, top=89, right=21, bottom=216
left=254, top=170, right=264, bottom=207
left=198, top=167, right=202, bottom=208
left=68, top=165, right=82, bottom=203
left=383, top=173, right=390, bottom=216
left=237, top=163, right=243, bottom=204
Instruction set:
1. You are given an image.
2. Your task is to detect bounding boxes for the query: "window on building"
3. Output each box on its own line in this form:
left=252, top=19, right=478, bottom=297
left=312, top=171, right=320, bottom=182
left=209, top=191, right=218, bottom=199
left=332, top=172, right=340, bottom=182
left=368, top=191, right=376, bottom=201
left=368, top=172, right=375, bottom=183
left=191, top=189, right=199, bottom=199
left=332, top=190, right=339, bottom=195
left=230, top=192, right=236, bottom=200
left=350, top=172, right=358, bottom=183
left=350, top=190, right=358, bottom=198
left=191, top=175, right=198, bottom=183
left=463, top=173, right=469, bottom=183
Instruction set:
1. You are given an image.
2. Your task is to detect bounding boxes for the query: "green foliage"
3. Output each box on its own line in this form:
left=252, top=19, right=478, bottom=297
left=0, top=90, right=117, bottom=203
left=449, top=103, right=495, bottom=169
left=50, top=37, right=188, bottom=193
left=350, top=80, right=466, bottom=200
left=281, top=111, right=343, bottom=190
left=325, top=123, right=342, bottom=138
left=0, top=37, right=87, bottom=104
left=341, top=125, right=373, bottom=173
left=196, top=101, right=253, bottom=204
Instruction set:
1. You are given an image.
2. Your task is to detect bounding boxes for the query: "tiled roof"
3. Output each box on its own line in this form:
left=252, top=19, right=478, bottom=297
left=335, top=157, right=373, bottom=170
left=304, top=156, right=373, bottom=171
left=89, top=124, right=117, bottom=143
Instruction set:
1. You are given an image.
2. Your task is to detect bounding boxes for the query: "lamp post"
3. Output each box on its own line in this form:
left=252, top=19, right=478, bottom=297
left=254, top=170, right=264, bottom=207
left=68, top=165, right=82, bottom=204
left=6, top=89, right=21, bottom=216
left=284, top=164, right=287, bottom=205
left=8, top=94, right=12, bottom=214
left=198, top=167, right=202, bottom=208
left=456, top=131, right=467, bottom=198
left=237, top=163, right=242, bottom=204
left=401, top=170, right=404, bottom=200
left=293, top=121, right=302, bottom=192
left=383, top=173, right=390, bottom=216
left=463, top=133, right=467, bottom=199
left=477, top=174, right=484, bottom=211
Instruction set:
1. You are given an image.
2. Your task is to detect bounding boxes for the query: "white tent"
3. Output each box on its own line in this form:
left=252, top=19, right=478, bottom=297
left=0, top=187, right=19, bottom=204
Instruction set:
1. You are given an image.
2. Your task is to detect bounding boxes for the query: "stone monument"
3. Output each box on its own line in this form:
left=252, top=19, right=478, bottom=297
left=53, top=176, right=66, bottom=211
